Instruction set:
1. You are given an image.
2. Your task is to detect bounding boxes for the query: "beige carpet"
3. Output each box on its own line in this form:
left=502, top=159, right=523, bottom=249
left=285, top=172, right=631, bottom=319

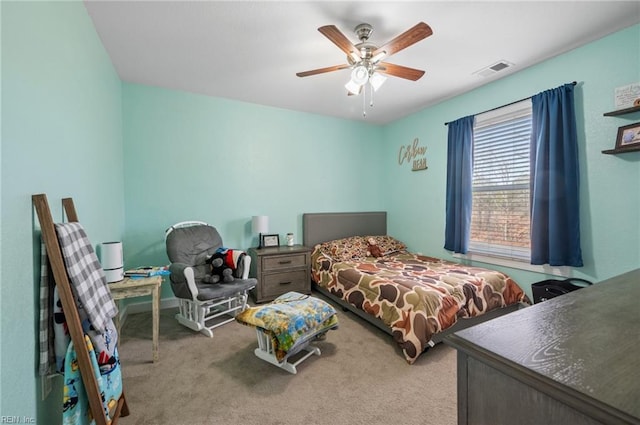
left=117, top=295, right=457, bottom=425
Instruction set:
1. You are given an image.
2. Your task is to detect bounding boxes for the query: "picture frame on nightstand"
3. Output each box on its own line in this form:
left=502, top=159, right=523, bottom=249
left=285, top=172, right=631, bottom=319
left=261, top=234, right=280, bottom=248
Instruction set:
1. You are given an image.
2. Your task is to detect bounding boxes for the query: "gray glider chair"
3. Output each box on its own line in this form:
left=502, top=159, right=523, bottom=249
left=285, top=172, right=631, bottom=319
left=165, top=221, right=257, bottom=337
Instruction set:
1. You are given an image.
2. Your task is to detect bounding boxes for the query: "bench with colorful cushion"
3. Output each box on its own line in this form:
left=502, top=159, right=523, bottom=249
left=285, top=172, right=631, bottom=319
left=235, top=291, right=338, bottom=374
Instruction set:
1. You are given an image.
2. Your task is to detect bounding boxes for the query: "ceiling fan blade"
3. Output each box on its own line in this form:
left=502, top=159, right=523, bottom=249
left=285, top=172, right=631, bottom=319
left=296, top=64, right=350, bottom=78
left=318, top=25, right=361, bottom=60
left=377, top=62, right=425, bottom=81
left=373, top=22, right=433, bottom=58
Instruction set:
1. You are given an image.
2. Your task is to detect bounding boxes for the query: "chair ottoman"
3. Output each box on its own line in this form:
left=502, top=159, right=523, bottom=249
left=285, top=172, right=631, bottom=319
left=235, top=291, right=338, bottom=374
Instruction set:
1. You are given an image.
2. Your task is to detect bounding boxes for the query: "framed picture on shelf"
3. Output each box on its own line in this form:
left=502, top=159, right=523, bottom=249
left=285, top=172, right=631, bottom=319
left=616, top=122, right=640, bottom=149
left=261, top=234, right=280, bottom=247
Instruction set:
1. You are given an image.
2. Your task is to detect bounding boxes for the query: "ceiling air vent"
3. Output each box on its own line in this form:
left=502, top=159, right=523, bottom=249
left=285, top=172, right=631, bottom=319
left=473, top=60, right=514, bottom=78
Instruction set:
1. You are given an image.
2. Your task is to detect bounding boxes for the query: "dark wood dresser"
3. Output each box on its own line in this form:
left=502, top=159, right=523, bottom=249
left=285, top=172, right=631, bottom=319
left=446, top=268, right=640, bottom=425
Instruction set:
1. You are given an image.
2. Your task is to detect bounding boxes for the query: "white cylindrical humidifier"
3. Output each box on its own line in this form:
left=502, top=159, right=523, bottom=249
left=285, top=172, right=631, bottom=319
left=101, top=241, right=124, bottom=283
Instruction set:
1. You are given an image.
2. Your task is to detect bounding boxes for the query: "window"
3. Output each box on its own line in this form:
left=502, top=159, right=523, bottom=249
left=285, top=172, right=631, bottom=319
left=469, top=100, right=532, bottom=262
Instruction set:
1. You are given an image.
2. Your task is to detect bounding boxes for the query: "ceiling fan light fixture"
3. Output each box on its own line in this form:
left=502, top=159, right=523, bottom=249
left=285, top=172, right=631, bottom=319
left=369, top=72, right=387, bottom=91
left=345, top=79, right=362, bottom=95
left=350, top=65, right=369, bottom=86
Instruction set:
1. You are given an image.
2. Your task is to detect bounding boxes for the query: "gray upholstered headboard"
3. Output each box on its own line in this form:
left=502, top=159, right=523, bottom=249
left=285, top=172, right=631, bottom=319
left=302, top=212, right=387, bottom=248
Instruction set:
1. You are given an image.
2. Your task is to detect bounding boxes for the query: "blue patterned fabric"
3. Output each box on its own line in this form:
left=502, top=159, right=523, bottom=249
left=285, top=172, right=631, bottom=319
left=63, top=335, right=122, bottom=425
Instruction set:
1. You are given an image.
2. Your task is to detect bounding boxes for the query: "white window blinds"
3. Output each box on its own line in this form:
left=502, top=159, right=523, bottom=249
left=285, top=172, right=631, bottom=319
left=469, top=100, right=532, bottom=261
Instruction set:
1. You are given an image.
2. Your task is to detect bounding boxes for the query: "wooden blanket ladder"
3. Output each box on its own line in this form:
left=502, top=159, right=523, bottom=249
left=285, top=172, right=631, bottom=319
left=33, top=193, right=129, bottom=425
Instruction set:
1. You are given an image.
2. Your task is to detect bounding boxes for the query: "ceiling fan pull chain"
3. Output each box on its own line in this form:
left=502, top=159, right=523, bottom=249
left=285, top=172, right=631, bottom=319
left=362, top=88, right=367, bottom=117
left=370, top=83, right=374, bottom=107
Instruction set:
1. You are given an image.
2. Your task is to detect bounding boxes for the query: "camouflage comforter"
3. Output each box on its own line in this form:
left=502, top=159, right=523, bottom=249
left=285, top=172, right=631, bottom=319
left=311, top=238, right=529, bottom=364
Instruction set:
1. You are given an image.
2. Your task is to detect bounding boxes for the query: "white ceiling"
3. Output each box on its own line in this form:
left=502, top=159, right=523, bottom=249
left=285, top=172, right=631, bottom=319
left=84, top=1, right=640, bottom=125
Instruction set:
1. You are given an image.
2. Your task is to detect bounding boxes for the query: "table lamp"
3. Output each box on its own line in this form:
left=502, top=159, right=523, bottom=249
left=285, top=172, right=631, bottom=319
left=252, top=215, right=269, bottom=249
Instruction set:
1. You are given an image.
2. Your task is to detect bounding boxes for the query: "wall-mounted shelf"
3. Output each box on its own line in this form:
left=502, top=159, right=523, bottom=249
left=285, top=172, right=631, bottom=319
left=603, top=105, right=640, bottom=116
left=602, top=105, right=640, bottom=155
left=602, top=146, right=640, bottom=155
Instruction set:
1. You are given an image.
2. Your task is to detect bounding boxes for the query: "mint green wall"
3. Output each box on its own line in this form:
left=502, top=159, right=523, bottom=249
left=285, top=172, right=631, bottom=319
left=382, top=24, right=640, bottom=294
left=121, top=84, right=384, bottom=298
left=1, top=1, right=124, bottom=421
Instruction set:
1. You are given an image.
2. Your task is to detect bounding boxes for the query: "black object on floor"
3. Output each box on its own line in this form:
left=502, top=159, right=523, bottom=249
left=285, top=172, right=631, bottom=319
left=532, top=278, right=592, bottom=304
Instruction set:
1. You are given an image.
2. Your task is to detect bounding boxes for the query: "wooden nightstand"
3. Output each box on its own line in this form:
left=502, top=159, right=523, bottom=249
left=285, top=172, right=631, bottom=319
left=247, top=245, right=312, bottom=303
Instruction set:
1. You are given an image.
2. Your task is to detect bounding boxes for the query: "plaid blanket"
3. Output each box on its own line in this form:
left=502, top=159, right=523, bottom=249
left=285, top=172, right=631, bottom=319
left=39, top=240, right=55, bottom=376
left=54, top=223, right=117, bottom=334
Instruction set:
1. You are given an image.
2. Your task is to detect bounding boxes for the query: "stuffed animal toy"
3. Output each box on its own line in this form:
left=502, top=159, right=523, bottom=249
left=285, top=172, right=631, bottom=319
left=366, top=237, right=383, bottom=258
left=203, top=252, right=234, bottom=284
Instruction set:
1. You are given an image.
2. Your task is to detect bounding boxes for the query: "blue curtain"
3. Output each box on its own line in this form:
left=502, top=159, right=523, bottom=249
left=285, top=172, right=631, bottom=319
left=530, top=83, right=583, bottom=266
left=444, top=115, right=474, bottom=254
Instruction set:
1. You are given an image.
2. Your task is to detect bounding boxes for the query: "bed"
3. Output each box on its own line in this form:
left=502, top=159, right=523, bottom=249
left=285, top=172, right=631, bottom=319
left=303, top=211, right=530, bottom=364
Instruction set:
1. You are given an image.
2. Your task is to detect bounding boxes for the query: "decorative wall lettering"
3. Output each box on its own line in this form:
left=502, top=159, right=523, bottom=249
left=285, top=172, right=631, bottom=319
left=398, top=138, right=428, bottom=171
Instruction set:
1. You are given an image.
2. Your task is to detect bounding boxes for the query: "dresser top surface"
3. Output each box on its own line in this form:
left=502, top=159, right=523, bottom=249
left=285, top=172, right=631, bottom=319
left=449, top=269, right=640, bottom=420
left=248, top=245, right=311, bottom=256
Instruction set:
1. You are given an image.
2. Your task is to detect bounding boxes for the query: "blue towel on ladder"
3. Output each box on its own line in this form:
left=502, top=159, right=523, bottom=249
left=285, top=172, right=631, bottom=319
left=63, top=335, right=122, bottom=425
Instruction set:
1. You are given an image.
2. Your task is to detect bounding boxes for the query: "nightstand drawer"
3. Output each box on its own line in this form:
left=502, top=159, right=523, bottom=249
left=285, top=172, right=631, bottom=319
left=262, top=270, right=309, bottom=298
left=263, top=254, right=307, bottom=271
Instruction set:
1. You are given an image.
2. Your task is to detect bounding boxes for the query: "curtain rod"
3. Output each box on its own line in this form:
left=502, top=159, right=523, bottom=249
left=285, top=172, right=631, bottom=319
left=444, top=81, right=577, bottom=126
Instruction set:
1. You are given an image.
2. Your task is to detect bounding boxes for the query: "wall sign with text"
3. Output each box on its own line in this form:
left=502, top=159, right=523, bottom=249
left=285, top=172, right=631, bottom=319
left=398, top=138, right=427, bottom=171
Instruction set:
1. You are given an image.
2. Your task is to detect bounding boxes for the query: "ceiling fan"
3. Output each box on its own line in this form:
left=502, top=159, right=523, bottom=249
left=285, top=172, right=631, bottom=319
left=296, top=22, right=433, bottom=99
